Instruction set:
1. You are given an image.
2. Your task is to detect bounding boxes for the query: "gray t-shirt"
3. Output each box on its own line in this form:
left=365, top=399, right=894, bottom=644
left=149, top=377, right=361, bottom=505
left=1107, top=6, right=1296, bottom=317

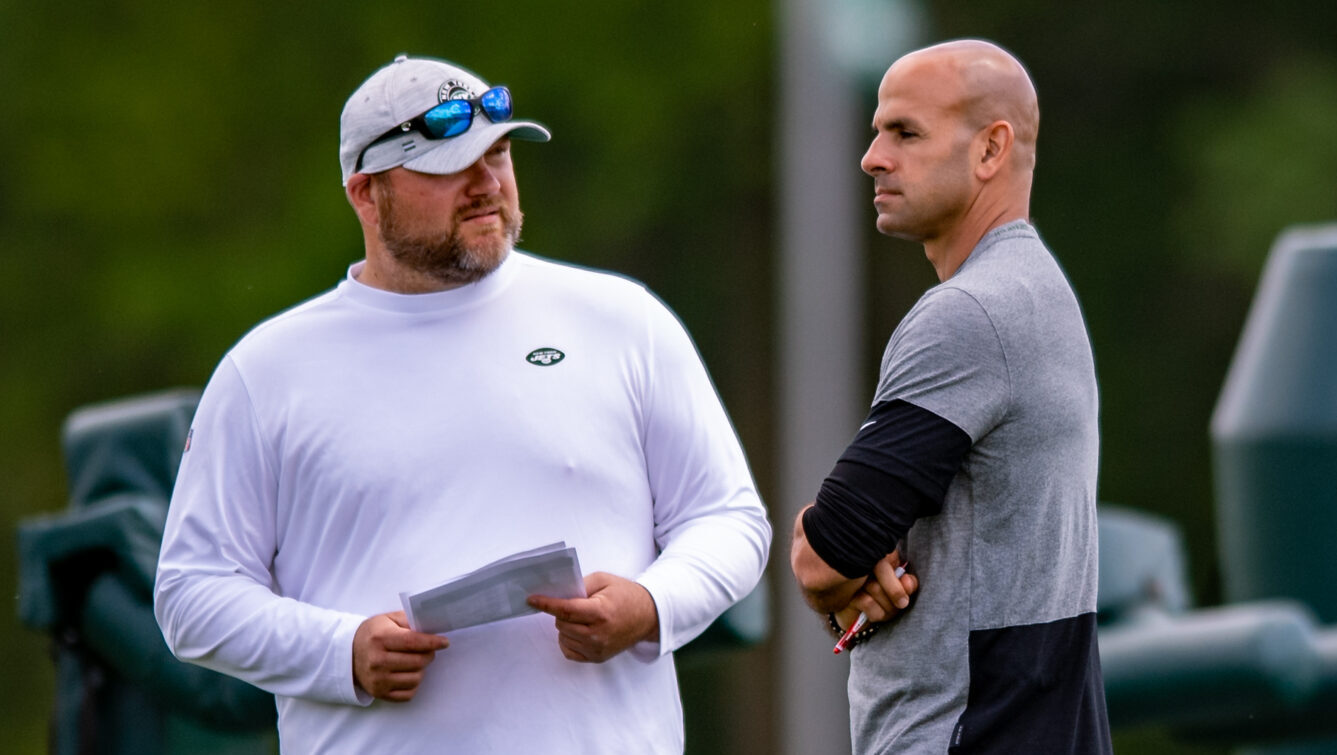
left=849, top=221, right=1107, bottom=753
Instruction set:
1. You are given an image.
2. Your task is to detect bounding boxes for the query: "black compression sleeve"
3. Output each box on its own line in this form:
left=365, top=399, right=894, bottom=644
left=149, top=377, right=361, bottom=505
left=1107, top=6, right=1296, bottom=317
left=802, top=399, right=972, bottom=578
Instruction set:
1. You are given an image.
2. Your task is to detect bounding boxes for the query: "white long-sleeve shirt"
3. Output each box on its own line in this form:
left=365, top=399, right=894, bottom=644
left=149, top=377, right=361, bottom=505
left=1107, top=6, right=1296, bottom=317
left=154, top=251, right=771, bottom=754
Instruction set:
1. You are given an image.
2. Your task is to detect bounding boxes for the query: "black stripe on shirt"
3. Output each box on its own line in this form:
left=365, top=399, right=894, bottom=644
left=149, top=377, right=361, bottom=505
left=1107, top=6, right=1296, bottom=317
left=950, top=612, right=1112, bottom=754
left=802, top=399, right=971, bottom=579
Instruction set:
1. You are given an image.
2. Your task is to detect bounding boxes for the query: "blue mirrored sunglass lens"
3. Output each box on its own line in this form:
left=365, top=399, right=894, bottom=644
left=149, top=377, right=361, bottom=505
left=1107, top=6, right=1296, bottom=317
left=423, top=100, right=473, bottom=138
left=480, top=87, right=513, bottom=122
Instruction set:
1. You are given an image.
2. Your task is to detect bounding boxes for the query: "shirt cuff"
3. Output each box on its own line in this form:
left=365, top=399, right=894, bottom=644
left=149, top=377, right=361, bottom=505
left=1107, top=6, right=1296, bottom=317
left=333, top=614, right=375, bottom=706
left=634, top=575, right=673, bottom=659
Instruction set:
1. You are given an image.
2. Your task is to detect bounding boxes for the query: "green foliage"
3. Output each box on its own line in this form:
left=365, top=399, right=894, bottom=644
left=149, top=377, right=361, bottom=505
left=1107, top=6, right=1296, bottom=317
left=1171, top=54, right=1337, bottom=283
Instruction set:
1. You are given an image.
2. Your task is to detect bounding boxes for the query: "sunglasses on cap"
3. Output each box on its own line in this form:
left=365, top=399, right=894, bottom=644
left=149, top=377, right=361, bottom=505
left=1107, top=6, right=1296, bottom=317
left=357, top=85, right=515, bottom=171
left=416, top=85, right=514, bottom=139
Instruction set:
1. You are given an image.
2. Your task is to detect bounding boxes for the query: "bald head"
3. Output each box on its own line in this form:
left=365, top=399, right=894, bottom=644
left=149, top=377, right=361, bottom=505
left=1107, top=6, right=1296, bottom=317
left=861, top=39, right=1040, bottom=277
left=893, top=40, right=1039, bottom=167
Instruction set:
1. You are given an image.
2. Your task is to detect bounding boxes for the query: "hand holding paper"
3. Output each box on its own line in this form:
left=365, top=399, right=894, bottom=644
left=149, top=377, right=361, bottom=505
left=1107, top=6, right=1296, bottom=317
left=528, top=571, right=660, bottom=663
left=399, top=542, right=586, bottom=634
left=352, top=611, right=449, bottom=702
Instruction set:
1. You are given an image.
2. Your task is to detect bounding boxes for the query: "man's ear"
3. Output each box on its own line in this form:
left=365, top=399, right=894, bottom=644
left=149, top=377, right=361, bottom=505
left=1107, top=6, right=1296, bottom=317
left=345, top=173, right=379, bottom=227
left=975, top=120, right=1014, bottom=181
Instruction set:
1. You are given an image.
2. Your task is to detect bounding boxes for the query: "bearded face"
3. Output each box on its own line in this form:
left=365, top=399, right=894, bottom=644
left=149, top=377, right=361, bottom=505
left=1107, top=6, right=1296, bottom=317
left=372, top=173, right=524, bottom=288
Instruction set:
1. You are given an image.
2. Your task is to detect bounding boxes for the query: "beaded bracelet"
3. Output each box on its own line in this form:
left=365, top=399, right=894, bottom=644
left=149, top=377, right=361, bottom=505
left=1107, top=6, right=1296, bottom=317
left=826, top=613, right=881, bottom=649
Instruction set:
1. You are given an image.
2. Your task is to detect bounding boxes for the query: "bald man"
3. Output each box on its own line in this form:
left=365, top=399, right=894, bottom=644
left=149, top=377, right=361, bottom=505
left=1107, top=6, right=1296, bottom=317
left=790, top=40, right=1111, bottom=753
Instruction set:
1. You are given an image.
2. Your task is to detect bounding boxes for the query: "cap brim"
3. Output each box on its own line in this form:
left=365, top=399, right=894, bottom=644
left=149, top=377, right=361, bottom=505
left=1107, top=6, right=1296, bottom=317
left=401, top=120, right=551, bottom=177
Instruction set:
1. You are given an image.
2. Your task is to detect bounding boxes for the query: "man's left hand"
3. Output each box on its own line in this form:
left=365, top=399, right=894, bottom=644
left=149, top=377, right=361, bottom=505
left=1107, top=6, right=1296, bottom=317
left=528, top=572, right=659, bottom=663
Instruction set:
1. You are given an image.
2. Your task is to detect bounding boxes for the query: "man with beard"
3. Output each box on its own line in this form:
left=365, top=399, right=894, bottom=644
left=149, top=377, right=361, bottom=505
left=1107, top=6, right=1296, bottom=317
left=154, top=55, right=771, bottom=754
left=789, top=40, right=1110, bottom=752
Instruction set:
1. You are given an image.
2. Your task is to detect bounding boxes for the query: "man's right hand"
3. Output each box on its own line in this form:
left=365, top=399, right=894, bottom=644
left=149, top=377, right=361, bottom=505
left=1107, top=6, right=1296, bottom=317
left=353, top=611, right=449, bottom=702
left=835, top=552, right=918, bottom=629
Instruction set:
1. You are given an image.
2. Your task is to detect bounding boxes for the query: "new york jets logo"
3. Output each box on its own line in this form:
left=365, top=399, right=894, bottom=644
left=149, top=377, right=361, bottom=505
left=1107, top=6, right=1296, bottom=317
left=526, top=348, right=565, bottom=366
left=438, top=79, right=475, bottom=103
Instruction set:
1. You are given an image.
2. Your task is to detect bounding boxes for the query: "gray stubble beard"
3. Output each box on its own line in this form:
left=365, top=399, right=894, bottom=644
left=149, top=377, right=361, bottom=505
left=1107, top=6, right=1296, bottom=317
left=378, top=194, right=524, bottom=287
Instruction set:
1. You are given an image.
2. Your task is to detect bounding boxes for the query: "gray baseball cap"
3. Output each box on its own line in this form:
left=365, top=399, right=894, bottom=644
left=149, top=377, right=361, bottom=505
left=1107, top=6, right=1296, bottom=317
left=338, top=54, right=551, bottom=185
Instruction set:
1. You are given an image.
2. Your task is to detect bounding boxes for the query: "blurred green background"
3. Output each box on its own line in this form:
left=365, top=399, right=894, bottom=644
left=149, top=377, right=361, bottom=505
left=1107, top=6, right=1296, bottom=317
left=4, top=1, right=1335, bottom=753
